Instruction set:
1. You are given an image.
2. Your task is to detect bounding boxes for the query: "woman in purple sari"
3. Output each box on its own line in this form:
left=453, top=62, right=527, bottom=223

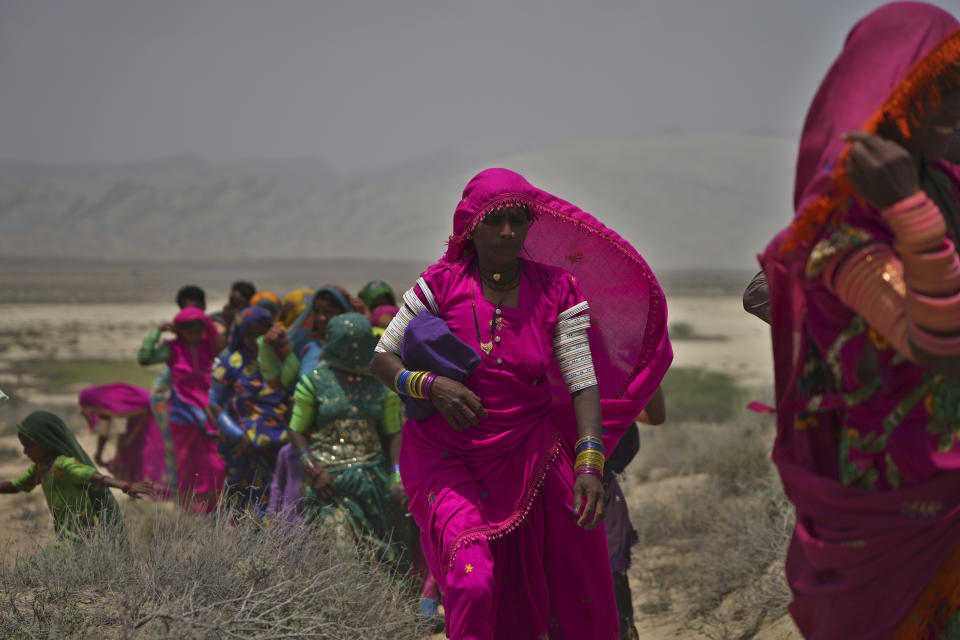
left=371, top=168, right=671, bottom=639
left=761, top=3, right=960, bottom=638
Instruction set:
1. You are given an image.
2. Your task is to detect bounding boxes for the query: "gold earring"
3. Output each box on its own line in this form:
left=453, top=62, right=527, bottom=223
left=510, top=232, right=516, bottom=238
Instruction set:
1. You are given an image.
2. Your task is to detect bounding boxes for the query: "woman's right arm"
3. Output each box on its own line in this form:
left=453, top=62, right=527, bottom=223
left=370, top=275, right=487, bottom=429
left=137, top=326, right=171, bottom=366
left=258, top=330, right=301, bottom=391
left=2, top=464, right=40, bottom=494
left=837, top=131, right=960, bottom=376
left=288, top=375, right=337, bottom=499
left=370, top=351, right=486, bottom=430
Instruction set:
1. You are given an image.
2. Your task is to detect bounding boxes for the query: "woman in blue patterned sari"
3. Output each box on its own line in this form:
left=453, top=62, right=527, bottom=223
left=209, top=306, right=290, bottom=516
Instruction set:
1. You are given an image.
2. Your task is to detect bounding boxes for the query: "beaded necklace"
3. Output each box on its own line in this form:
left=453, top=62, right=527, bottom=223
left=471, top=263, right=520, bottom=355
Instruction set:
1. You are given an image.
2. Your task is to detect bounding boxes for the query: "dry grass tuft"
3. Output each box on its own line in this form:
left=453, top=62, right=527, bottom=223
left=0, top=501, right=425, bottom=639
left=629, top=416, right=794, bottom=639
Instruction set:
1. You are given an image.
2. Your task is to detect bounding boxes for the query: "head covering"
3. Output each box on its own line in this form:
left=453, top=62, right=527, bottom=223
left=357, top=280, right=397, bottom=309
left=228, top=306, right=273, bottom=353
left=174, top=307, right=219, bottom=339
left=444, top=167, right=671, bottom=402
left=250, top=291, right=281, bottom=317
left=78, top=383, right=152, bottom=431
left=17, top=410, right=121, bottom=526
left=321, top=313, right=378, bottom=374
left=169, top=307, right=220, bottom=409
left=369, top=305, right=399, bottom=328
left=287, top=286, right=351, bottom=354
left=280, top=288, right=314, bottom=328
left=771, top=1, right=960, bottom=263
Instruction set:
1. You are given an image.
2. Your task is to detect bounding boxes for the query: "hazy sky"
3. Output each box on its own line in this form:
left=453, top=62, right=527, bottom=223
left=0, top=0, right=950, bottom=171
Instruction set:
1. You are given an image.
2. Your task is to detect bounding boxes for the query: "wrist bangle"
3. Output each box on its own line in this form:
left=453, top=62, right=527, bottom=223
left=881, top=191, right=930, bottom=219
left=122, top=482, right=132, bottom=494
left=576, top=467, right=603, bottom=478
left=299, top=450, right=317, bottom=469
left=422, top=373, right=437, bottom=401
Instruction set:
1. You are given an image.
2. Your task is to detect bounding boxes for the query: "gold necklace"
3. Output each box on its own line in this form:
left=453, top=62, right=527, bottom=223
left=472, top=268, right=511, bottom=355
left=479, top=262, right=521, bottom=291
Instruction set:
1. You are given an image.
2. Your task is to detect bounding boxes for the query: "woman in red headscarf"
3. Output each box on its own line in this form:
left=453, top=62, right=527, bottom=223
left=760, top=3, right=960, bottom=637
left=369, top=168, right=671, bottom=639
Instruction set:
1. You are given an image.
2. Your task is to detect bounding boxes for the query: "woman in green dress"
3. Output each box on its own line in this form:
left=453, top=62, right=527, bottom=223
left=288, top=313, right=406, bottom=562
left=0, top=411, right=155, bottom=539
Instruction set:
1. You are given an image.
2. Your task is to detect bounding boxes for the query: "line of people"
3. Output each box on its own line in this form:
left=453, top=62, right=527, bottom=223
left=127, top=278, right=447, bottom=620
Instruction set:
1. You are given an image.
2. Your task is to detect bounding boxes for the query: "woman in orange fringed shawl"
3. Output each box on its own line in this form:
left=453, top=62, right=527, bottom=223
left=760, top=3, right=960, bottom=638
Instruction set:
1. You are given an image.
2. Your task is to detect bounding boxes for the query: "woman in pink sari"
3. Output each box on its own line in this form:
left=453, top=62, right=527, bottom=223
left=138, top=307, right=225, bottom=512
left=370, top=168, right=671, bottom=639
left=761, top=3, right=960, bottom=638
left=78, top=383, right=170, bottom=495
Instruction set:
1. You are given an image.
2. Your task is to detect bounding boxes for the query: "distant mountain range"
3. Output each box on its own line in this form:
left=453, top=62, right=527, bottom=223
left=0, top=135, right=797, bottom=271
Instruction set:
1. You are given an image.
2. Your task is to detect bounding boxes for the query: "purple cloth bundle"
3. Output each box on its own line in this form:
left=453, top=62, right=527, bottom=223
left=400, top=311, right=481, bottom=420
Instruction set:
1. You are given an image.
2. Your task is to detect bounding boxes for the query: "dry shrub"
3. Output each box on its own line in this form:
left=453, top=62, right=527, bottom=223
left=0, top=501, right=425, bottom=639
left=630, top=417, right=794, bottom=639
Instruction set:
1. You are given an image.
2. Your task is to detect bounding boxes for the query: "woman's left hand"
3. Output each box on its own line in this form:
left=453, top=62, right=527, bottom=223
left=390, top=483, right=409, bottom=508
left=572, top=473, right=605, bottom=529
left=127, top=481, right=157, bottom=500
left=843, top=131, right=920, bottom=209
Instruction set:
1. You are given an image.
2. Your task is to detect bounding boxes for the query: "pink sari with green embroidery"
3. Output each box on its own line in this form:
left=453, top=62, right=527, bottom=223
left=761, top=4, right=960, bottom=638
left=399, top=169, right=671, bottom=639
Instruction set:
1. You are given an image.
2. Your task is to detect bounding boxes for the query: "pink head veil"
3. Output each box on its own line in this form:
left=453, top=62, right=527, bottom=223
left=770, top=2, right=960, bottom=266
left=444, top=168, right=671, bottom=407
left=169, top=307, right=219, bottom=410
left=78, top=383, right=152, bottom=431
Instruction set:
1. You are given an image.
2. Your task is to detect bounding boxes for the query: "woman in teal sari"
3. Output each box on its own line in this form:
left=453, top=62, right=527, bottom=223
left=0, top=411, right=154, bottom=539
left=287, top=313, right=405, bottom=562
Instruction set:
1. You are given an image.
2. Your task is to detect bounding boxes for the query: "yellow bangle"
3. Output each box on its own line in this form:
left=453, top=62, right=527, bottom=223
left=575, top=450, right=605, bottom=465
left=409, top=371, right=426, bottom=399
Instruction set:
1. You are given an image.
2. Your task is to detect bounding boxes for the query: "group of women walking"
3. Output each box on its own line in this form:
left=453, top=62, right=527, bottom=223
left=3, top=2, right=960, bottom=637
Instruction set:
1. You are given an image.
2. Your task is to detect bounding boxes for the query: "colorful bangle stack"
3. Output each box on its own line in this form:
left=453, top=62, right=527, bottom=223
left=389, top=464, right=402, bottom=488
left=881, top=193, right=960, bottom=354
left=574, top=435, right=605, bottom=477
left=882, top=192, right=947, bottom=253
left=299, top=450, right=319, bottom=475
left=394, top=369, right=438, bottom=400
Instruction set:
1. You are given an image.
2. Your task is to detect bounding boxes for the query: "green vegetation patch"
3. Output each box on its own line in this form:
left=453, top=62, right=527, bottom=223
left=668, top=321, right=728, bottom=342
left=660, top=366, right=747, bottom=423
left=23, top=360, right=161, bottom=394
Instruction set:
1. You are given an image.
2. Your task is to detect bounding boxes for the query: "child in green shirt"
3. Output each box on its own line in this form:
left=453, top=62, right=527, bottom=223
left=0, top=411, right=155, bottom=539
